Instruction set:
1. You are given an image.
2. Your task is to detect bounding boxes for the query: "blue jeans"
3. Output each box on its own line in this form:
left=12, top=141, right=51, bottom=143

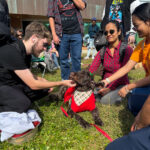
left=51, top=53, right=59, bottom=68
left=58, top=34, right=82, bottom=80
left=106, top=126, right=150, bottom=150
left=127, top=86, right=150, bottom=116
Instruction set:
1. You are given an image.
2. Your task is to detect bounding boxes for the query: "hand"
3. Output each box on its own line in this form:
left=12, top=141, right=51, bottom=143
left=62, top=80, right=76, bottom=87
left=55, top=51, right=59, bottom=57
left=128, top=35, right=135, bottom=44
left=53, top=34, right=60, bottom=45
left=131, top=112, right=143, bottom=132
left=98, top=88, right=111, bottom=96
left=101, top=79, right=109, bottom=87
left=48, top=88, right=54, bottom=93
left=118, top=85, right=129, bottom=98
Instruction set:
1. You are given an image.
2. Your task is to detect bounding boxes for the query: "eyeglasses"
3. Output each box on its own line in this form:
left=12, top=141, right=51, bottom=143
left=43, top=43, right=49, bottom=48
left=104, top=29, right=115, bottom=36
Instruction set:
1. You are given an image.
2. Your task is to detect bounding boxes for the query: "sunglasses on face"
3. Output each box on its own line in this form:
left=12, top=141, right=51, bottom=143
left=43, top=43, right=49, bottom=48
left=104, top=29, right=115, bottom=36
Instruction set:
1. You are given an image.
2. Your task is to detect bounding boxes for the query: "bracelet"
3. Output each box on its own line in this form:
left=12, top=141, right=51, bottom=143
left=106, top=78, right=110, bottom=84
left=125, top=85, right=130, bottom=93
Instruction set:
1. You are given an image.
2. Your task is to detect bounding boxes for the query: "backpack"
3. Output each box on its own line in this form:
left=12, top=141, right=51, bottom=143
left=0, top=0, right=11, bottom=46
left=94, top=30, right=107, bottom=51
left=100, top=42, right=127, bottom=64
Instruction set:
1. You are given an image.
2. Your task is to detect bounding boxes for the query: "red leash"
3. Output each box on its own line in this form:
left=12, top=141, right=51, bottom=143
left=60, top=103, right=113, bottom=142
left=90, top=124, right=113, bottom=142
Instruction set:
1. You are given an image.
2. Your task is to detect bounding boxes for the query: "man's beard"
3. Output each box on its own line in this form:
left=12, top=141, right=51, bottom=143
left=31, top=42, right=39, bottom=57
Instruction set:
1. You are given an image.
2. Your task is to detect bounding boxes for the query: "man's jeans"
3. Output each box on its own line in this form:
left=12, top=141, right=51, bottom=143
left=51, top=53, right=59, bottom=68
left=58, top=34, right=82, bottom=80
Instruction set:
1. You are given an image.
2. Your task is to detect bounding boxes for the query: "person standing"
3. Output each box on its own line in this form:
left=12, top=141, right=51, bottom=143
left=47, top=0, right=87, bottom=80
left=84, top=17, right=99, bottom=59
left=101, top=0, right=136, bottom=44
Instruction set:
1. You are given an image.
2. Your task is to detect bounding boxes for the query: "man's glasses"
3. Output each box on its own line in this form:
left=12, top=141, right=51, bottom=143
left=43, top=43, right=49, bottom=48
left=104, top=29, right=115, bottom=36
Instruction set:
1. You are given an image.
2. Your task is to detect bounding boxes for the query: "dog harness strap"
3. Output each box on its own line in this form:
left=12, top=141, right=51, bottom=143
left=90, top=124, right=113, bottom=142
left=60, top=98, right=72, bottom=118
left=60, top=106, right=69, bottom=117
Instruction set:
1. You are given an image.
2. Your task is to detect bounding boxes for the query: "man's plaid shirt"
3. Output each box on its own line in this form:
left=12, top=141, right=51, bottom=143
left=89, top=42, right=133, bottom=90
left=47, top=0, right=87, bottom=37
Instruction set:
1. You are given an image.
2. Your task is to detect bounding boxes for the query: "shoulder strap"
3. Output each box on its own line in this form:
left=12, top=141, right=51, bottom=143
left=119, top=42, right=127, bottom=62
left=100, top=42, right=127, bottom=63
left=99, top=46, right=106, bottom=64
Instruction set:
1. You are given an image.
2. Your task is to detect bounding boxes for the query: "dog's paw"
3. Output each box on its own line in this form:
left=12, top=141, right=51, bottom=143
left=80, top=120, right=91, bottom=129
left=95, top=119, right=103, bottom=126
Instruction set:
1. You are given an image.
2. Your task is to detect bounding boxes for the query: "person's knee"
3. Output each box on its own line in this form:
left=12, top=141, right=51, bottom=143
left=14, top=98, right=31, bottom=113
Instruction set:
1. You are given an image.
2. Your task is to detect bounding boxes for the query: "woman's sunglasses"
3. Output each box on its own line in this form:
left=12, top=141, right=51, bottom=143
left=104, top=29, right=115, bottom=36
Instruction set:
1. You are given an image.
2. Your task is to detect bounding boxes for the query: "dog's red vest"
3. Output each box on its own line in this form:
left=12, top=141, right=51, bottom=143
left=64, top=87, right=96, bottom=113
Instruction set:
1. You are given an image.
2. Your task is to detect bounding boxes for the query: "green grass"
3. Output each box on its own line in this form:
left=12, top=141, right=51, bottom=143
left=0, top=55, right=145, bottom=150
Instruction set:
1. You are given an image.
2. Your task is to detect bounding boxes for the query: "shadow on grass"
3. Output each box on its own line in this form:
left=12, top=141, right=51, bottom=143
left=118, top=100, right=134, bottom=135
left=30, top=88, right=62, bottom=132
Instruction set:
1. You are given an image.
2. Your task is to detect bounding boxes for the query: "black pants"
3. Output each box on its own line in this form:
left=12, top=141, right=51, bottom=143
left=0, top=85, right=49, bottom=113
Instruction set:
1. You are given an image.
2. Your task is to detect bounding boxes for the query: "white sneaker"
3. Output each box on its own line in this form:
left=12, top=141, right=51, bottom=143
left=84, top=57, right=89, bottom=60
left=92, top=57, right=94, bottom=59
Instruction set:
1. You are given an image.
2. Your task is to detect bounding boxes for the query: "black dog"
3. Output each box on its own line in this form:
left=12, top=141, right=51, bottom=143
left=59, top=70, right=104, bottom=128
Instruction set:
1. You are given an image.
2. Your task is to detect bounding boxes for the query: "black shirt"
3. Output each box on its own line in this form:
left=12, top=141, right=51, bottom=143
left=0, top=40, right=31, bottom=86
left=58, top=0, right=81, bottom=34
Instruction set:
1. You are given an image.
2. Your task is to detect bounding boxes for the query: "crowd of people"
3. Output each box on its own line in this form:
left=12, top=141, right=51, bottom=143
left=0, top=0, right=150, bottom=149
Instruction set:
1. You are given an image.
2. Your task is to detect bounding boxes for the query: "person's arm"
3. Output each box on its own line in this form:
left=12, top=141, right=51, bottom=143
left=14, top=69, right=76, bottom=90
left=119, top=76, right=150, bottom=98
left=102, top=59, right=137, bottom=87
left=49, top=17, right=60, bottom=45
left=128, top=76, right=150, bottom=91
left=107, top=46, right=133, bottom=90
left=47, top=0, right=60, bottom=44
left=72, top=0, right=86, bottom=10
left=131, top=95, right=150, bottom=131
left=50, top=47, right=57, bottom=53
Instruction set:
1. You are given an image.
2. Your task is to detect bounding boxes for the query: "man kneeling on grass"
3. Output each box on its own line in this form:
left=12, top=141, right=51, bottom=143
left=0, top=22, right=76, bottom=142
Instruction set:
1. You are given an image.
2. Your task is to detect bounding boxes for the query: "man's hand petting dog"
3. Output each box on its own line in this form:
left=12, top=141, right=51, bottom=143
left=62, top=80, right=76, bottom=87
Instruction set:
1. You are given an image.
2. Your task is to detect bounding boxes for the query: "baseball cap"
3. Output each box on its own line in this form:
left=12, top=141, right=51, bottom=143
left=91, top=17, right=96, bottom=21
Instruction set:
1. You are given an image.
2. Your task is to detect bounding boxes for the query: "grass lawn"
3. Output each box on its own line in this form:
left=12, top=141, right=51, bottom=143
left=0, top=55, right=145, bottom=150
